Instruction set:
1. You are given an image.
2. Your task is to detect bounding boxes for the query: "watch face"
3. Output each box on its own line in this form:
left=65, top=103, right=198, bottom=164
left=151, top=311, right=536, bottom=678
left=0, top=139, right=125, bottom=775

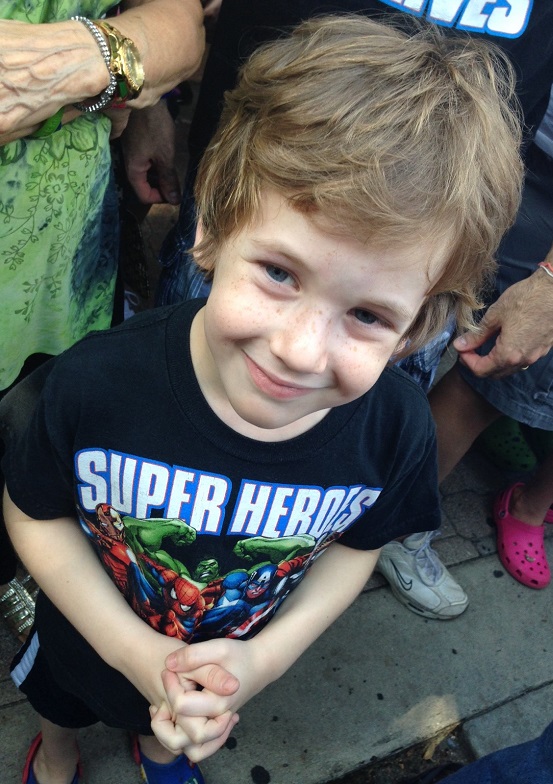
left=99, top=22, right=145, bottom=99
left=122, top=43, right=145, bottom=95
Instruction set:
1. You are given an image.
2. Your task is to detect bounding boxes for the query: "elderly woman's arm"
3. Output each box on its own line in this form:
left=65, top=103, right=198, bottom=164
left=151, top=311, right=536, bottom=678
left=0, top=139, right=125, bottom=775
left=0, top=0, right=204, bottom=142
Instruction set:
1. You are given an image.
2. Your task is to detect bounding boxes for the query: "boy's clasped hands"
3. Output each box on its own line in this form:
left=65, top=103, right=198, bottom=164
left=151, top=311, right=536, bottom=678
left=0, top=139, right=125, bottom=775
left=151, top=637, right=269, bottom=762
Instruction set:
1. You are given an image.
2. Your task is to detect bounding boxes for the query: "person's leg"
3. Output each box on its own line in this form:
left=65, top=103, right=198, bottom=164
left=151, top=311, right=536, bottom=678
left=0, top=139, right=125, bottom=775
left=138, top=734, right=179, bottom=764
left=438, top=719, right=553, bottom=784
left=375, top=365, right=501, bottom=620
left=15, top=594, right=203, bottom=784
left=508, top=450, right=553, bottom=526
left=28, top=718, right=80, bottom=784
left=428, top=364, right=502, bottom=483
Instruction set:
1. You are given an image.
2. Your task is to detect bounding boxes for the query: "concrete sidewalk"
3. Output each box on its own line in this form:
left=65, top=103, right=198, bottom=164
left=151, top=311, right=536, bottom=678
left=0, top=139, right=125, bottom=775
left=1, top=447, right=551, bottom=784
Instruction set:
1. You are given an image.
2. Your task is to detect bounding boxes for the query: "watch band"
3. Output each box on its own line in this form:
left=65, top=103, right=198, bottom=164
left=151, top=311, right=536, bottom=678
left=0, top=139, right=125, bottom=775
left=94, top=20, right=145, bottom=102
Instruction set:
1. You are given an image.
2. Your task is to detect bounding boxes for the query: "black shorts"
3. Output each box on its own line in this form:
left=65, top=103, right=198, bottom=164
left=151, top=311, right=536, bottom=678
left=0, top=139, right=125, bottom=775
left=10, top=592, right=153, bottom=733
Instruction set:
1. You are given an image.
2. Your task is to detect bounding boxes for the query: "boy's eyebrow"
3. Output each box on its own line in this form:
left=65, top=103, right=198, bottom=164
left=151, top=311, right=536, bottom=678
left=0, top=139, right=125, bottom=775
left=250, top=238, right=418, bottom=324
left=250, top=238, right=304, bottom=265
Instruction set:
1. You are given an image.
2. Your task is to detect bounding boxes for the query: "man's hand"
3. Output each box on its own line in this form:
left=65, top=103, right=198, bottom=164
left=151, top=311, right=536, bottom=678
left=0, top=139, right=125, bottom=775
left=454, top=268, right=553, bottom=378
left=103, top=107, right=131, bottom=140
left=121, top=102, right=181, bottom=205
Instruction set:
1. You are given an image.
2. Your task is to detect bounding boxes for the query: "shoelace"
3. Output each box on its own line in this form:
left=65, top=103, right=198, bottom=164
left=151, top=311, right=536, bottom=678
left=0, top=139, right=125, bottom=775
left=412, top=532, right=444, bottom=584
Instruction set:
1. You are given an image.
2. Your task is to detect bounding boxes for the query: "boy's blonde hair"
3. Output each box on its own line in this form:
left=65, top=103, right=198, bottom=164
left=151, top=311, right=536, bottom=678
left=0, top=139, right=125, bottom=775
left=193, top=15, right=523, bottom=353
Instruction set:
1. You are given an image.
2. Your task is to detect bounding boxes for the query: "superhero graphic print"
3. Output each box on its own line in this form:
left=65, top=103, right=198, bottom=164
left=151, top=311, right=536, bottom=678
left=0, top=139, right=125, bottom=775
left=78, top=503, right=333, bottom=641
left=75, top=447, right=383, bottom=641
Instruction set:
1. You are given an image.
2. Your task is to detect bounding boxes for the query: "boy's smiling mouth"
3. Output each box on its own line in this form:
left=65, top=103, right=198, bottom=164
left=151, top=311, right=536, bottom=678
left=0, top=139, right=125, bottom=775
left=243, top=354, right=318, bottom=400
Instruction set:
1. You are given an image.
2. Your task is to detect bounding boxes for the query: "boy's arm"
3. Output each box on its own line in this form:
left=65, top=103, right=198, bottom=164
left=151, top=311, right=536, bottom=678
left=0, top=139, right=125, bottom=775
left=3, top=488, right=239, bottom=717
left=155, top=542, right=380, bottom=760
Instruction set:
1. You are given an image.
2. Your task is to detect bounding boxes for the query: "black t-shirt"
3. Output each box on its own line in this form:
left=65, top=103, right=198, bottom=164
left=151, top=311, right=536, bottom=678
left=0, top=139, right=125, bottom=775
left=5, top=300, right=440, bottom=643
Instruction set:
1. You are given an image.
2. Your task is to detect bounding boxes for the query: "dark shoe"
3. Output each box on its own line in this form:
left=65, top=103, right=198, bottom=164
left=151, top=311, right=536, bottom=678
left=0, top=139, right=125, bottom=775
left=132, top=734, right=205, bottom=784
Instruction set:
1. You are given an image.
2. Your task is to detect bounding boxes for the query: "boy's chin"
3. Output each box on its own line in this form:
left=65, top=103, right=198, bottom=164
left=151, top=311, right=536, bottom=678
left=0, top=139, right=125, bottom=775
left=229, top=399, right=331, bottom=437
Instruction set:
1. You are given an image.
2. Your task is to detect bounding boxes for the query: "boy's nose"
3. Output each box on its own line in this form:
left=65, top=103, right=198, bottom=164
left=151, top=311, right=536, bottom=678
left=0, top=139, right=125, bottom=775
left=270, top=309, right=331, bottom=375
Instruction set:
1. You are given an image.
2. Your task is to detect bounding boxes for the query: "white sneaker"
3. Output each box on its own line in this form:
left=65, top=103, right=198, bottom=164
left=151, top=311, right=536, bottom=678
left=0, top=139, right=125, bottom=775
left=376, top=531, right=468, bottom=619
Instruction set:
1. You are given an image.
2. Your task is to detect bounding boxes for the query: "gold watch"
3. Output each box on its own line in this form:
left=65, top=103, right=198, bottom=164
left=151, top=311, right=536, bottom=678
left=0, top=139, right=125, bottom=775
left=95, top=20, right=145, bottom=102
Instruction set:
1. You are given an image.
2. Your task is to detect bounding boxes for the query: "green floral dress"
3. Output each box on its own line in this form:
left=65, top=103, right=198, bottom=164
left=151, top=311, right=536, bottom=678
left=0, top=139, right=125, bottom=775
left=0, top=1, right=119, bottom=390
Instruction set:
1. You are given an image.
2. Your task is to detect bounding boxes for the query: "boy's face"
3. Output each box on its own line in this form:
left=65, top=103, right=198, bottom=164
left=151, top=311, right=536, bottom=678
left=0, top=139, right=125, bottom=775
left=191, top=190, right=449, bottom=439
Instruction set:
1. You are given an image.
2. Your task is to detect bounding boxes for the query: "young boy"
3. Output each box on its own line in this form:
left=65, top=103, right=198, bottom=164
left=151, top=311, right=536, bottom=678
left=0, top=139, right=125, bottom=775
left=3, top=15, right=522, bottom=784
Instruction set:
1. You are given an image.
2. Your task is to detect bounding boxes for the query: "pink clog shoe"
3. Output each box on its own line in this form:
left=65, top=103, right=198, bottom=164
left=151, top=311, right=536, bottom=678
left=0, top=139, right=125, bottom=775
left=494, top=483, right=550, bottom=590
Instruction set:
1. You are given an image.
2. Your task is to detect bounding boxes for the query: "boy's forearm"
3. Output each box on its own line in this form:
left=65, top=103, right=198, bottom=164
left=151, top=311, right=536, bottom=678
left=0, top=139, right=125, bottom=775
left=164, top=542, right=380, bottom=718
left=251, top=542, right=380, bottom=683
left=3, top=487, right=181, bottom=704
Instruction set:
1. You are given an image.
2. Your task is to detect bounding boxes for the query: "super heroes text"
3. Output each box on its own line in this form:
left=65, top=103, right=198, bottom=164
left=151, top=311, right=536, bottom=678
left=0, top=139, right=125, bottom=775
left=75, top=448, right=382, bottom=540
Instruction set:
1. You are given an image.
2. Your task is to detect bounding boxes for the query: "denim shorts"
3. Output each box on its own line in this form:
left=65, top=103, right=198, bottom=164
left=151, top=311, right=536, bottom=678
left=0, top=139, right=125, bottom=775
left=457, top=143, right=553, bottom=431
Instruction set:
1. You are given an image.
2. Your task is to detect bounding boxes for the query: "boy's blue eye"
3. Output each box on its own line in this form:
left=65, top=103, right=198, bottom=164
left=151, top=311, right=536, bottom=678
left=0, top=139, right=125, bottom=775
left=265, top=265, right=291, bottom=283
left=352, top=308, right=379, bottom=326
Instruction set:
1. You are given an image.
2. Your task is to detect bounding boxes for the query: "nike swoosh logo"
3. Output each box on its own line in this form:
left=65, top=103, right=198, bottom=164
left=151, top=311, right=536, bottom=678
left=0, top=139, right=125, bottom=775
left=389, top=561, right=413, bottom=591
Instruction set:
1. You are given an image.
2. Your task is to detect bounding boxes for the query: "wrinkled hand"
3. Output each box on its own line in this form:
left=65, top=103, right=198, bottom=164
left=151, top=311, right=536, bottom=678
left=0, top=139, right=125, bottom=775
left=0, top=123, right=38, bottom=147
left=0, top=19, right=106, bottom=139
left=121, top=101, right=181, bottom=205
left=454, top=268, right=553, bottom=378
left=151, top=638, right=268, bottom=761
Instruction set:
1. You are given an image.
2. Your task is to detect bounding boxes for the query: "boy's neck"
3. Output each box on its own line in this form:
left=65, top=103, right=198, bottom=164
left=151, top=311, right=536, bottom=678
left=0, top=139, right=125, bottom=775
left=189, top=308, right=330, bottom=442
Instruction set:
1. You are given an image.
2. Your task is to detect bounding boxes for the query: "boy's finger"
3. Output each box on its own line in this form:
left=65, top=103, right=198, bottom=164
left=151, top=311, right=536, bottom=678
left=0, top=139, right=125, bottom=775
left=183, top=713, right=240, bottom=763
left=166, top=682, right=236, bottom=719
left=165, top=647, right=240, bottom=695
left=173, top=710, right=238, bottom=746
left=150, top=701, right=190, bottom=753
left=150, top=701, right=235, bottom=752
left=186, top=663, right=240, bottom=695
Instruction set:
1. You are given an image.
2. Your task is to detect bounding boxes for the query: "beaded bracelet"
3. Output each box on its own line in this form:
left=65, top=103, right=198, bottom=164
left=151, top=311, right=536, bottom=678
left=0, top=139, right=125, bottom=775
left=538, top=261, right=553, bottom=279
left=71, top=16, right=117, bottom=112
left=29, top=108, right=64, bottom=138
